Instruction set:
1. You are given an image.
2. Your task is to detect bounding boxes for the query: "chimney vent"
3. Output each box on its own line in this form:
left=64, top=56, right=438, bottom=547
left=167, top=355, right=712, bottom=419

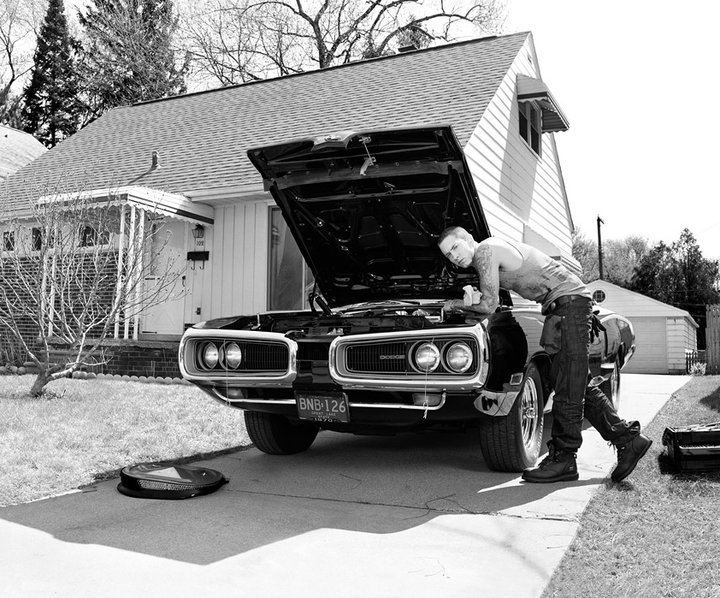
left=398, top=44, right=418, bottom=53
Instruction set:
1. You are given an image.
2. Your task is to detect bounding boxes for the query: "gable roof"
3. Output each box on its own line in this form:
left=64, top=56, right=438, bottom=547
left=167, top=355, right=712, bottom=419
left=587, top=279, right=699, bottom=326
left=1, top=32, right=529, bottom=211
left=0, top=125, right=46, bottom=182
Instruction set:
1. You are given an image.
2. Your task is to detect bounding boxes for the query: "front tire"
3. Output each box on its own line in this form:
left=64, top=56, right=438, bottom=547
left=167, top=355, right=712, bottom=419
left=479, top=362, right=545, bottom=472
left=245, top=411, right=319, bottom=455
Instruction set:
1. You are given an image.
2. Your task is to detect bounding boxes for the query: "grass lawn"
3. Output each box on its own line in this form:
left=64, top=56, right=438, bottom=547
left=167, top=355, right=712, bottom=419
left=543, top=375, right=720, bottom=598
left=0, top=375, right=249, bottom=507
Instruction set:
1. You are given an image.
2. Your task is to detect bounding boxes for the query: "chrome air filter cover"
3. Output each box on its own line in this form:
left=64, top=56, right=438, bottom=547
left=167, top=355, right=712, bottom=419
left=117, top=463, right=228, bottom=499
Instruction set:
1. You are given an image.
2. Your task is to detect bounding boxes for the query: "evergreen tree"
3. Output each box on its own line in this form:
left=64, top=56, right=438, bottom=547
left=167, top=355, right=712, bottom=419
left=78, top=0, right=189, bottom=120
left=21, top=0, right=80, bottom=147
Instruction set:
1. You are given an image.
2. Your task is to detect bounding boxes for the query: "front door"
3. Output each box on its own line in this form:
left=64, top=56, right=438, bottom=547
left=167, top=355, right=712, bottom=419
left=140, top=219, right=187, bottom=336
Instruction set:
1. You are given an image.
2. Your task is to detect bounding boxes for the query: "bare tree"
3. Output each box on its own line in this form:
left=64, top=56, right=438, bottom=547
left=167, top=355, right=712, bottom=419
left=179, top=0, right=505, bottom=87
left=572, top=228, right=649, bottom=286
left=0, top=192, right=185, bottom=396
left=0, top=0, right=46, bottom=124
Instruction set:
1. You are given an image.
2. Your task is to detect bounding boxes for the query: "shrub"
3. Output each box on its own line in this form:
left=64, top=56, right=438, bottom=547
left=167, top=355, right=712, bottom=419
left=689, top=362, right=706, bottom=376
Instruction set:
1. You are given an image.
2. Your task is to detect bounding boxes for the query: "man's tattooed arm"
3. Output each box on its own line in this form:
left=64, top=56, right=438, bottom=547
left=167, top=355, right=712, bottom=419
left=469, top=243, right=500, bottom=313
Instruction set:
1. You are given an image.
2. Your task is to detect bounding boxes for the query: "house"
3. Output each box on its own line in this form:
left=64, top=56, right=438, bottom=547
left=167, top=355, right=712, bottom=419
left=0, top=125, right=46, bottom=182
left=0, top=31, right=575, bottom=376
left=587, top=280, right=698, bottom=374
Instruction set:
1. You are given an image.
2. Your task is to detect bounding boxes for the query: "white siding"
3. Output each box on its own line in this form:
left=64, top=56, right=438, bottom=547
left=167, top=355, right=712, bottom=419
left=667, top=317, right=697, bottom=373
left=463, top=38, right=575, bottom=268
left=201, top=197, right=273, bottom=321
left=624, top=316, right=668, bottom=374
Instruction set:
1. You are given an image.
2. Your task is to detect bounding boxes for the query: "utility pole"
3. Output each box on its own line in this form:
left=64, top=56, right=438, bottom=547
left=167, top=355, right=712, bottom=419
left=597, top=215, right=604, bottom=279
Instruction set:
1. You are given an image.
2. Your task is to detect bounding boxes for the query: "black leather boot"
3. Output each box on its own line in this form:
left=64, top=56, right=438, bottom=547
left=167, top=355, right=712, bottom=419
left=611, top=433, right=652, bottom=482
left=522, top=446, right=579, bottom=483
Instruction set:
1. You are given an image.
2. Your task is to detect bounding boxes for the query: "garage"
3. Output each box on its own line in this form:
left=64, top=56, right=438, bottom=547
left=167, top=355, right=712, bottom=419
left=623, top=316, right=668, bottom=374
left=587, top=280, right=698, bottom=374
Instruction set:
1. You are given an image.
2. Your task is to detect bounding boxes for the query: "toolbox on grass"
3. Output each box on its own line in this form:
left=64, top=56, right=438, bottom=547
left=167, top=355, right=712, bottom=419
left=662, top=423, right=720, bottom=472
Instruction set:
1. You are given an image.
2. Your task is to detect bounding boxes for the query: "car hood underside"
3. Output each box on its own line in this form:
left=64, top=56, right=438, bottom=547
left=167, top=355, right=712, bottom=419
left=248, top=125, right=492, bottom=307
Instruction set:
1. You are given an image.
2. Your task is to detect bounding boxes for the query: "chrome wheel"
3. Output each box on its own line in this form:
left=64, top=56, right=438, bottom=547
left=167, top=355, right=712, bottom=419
left=479, top=361, right=545, bottom=472
left=520, top=375, right=540, bottom=451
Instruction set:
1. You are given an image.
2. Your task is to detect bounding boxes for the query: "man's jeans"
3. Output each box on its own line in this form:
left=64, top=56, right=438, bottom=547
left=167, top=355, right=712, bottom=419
left=544, top=296, right=636, bottom=453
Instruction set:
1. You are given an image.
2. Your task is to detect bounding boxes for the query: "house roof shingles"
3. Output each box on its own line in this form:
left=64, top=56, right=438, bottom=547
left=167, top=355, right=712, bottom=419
left=0, top=125, right=47, bottom=182
left=2, top=32, right=529, bottom=209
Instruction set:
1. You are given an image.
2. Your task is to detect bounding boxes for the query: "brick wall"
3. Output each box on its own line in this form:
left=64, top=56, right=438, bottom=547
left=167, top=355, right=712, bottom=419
left=0, top=248, right=178, bottom=377
left=45, top=339, right=181, bottom=378
left=100, top=340, right=181, bottom=378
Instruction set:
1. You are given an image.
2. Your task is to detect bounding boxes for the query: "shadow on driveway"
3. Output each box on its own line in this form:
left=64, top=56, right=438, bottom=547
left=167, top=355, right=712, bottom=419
left=1, top=422, right=599, bottom=565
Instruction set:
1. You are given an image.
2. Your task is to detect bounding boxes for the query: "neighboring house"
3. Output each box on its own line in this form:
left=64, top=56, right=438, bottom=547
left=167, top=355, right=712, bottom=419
left=0, top=125, right=46, bottom=182
left=0, top=31, right=575, bottom=375
left=587, top=280, right=698, bottom=375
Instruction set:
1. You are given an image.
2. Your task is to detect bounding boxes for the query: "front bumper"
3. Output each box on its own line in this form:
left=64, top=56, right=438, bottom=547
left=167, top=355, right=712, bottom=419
left=179, top=323, right=520, bottom=420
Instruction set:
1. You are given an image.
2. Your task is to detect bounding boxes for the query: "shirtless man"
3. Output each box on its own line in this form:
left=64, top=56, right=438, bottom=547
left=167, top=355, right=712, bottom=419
left=438, top=226, right=652, bottom=483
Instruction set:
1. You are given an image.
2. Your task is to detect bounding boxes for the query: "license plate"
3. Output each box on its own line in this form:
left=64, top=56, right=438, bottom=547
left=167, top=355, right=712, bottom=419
left=296, top=391, right=350, bottom=423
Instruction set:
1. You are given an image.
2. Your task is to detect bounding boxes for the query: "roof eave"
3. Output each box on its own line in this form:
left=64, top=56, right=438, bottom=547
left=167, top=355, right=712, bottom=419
left=37, top=186, right=214, bottom=225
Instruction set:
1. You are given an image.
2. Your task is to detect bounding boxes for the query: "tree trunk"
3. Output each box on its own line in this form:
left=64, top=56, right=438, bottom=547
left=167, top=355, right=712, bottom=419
left=30, top=370, right=53, bottom=397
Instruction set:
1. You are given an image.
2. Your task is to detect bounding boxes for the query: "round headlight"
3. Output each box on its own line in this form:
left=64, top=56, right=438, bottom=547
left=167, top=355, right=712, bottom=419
left=414, top=342, right=440, bottom=373
left=445, top=342, right=474, bottom=373
left=202, top=342, right=219, bottom=369
left=225, top=342, right=242, bottom=369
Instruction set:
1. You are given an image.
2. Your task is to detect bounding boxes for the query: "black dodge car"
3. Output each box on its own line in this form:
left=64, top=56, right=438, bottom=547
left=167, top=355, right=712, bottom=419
left=178, top=126, right=634, bottom=472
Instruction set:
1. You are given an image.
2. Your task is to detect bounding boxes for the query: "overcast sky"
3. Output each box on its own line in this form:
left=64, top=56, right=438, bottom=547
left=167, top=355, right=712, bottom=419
left=503, top=0, right=720, bottom=261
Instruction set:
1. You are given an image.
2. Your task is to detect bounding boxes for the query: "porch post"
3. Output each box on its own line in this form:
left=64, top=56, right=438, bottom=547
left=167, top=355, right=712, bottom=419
left=40, top=250, right=48, bottom=332
left=114, top=204, right=126, bottom=339
left=132, top=208, right=145, bottom=340
left=46, top=224, right=58, bottom=337
left=123, top=205, right=137, bottom=340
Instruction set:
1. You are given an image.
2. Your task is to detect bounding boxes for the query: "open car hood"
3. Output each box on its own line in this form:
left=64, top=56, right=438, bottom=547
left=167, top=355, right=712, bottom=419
left=248, top=125, right=491, bottom=307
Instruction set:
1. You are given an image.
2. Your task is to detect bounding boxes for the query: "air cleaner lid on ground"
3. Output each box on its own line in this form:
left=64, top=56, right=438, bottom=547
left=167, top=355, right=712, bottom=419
left=117, top=463, right=228, bottom=499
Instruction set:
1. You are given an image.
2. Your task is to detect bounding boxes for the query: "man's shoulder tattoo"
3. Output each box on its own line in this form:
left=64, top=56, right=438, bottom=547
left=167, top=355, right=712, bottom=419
left=473, top=245, right=494, bottom=278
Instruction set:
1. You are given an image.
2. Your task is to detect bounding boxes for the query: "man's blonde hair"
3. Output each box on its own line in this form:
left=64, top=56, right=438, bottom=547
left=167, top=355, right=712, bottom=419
left=438, top=226, right=474, bottom=246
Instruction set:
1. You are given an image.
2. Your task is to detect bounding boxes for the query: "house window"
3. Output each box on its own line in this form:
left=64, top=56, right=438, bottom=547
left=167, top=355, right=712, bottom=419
left=268, top=207, right=314, bottom=310
left=32, top=228, right=43, bottom=251
left=79, top=224, right=109, bottom=247
left=592, top=289, right=606, bottom=304
left=2, top=231, right=14, bottom=251
left=518, top=101, right=542, bottom=155
left=31, top=227, right=55, bottom=250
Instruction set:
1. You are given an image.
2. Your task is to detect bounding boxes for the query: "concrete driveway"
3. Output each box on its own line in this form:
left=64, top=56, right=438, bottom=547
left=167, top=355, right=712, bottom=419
left=0, top=374, right=688, bottom=598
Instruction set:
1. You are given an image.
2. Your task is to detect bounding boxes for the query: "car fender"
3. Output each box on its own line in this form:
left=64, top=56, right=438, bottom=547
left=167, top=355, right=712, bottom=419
left=474, top=378, right=523, bottom=417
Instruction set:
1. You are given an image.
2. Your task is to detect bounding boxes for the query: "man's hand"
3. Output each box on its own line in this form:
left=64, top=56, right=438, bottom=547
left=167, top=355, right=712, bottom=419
left=443, top=299, right=464, bottom=313
left=443, top=298, right=492, bottom=315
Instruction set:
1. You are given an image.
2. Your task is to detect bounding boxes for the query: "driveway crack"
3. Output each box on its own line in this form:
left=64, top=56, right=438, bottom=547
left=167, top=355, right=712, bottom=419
left=230, top=488, right=579, bottom=522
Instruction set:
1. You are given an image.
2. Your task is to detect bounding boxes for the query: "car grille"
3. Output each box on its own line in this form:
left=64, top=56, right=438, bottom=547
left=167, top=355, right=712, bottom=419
left=235, top=342, right=289, bottom=370
left=343, top=339, right=478, bottom=376
left=346, top=342, right=409, bottom=373
left=192, top=339, right=289, bottom=372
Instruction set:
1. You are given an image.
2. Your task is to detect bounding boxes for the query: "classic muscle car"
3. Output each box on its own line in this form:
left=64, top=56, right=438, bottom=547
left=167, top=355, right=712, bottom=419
left=178, top=126, right=635, bottom=472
